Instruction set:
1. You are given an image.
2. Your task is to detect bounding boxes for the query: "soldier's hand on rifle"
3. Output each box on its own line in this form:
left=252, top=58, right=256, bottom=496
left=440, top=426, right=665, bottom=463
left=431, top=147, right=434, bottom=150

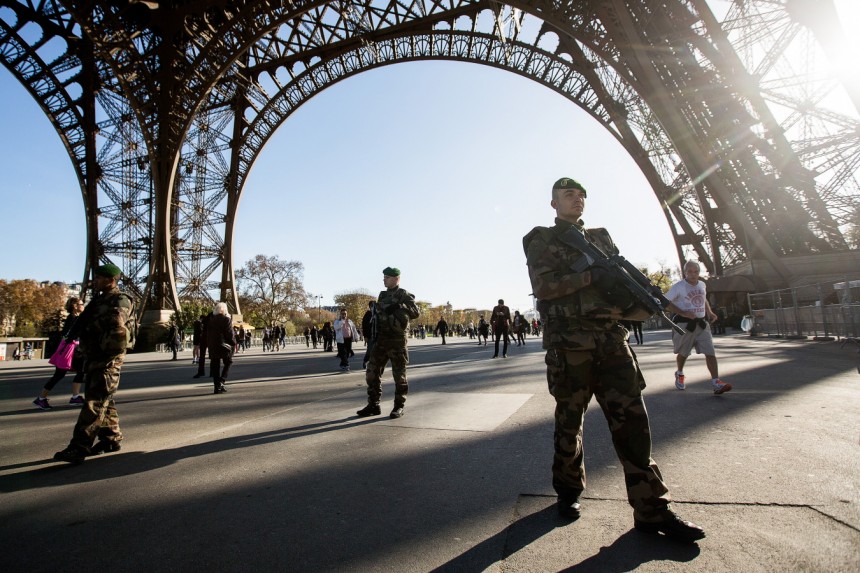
left=589, top=260, right=638, bottom=309
left=587, top=260, right=616, bottom=291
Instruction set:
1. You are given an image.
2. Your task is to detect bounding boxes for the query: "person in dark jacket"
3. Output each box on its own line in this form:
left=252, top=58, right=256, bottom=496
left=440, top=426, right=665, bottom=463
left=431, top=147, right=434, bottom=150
left=491, top=299, right=512, bottom=358
left=192, top=317, right=203, bottom=363
left=435, top=317, right=449, bottom=345
left=321, top=321, right=334, bottom=352
left=206, top=302, right=236, bottom=394
left=33, top=297, right=86, bottom=409
left=167, top=322, right=180, bottom=360
left=193, top=313, right=211, bottom=379
left=361, top=300, right=375, bottom=369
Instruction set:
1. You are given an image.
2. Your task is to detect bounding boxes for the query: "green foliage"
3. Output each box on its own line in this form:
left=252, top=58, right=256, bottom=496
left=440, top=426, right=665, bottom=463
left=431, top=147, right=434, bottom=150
left=333, top=290, right=375, bottom=325
left=639, top=261, right=679, bottom=293
left=0, top=279, right=69, bottom=336
left=170, top=300, right=211, bottom=332
left=281, top=320, right=297, bottom=336
left=14, top=322, right=37, bottom=337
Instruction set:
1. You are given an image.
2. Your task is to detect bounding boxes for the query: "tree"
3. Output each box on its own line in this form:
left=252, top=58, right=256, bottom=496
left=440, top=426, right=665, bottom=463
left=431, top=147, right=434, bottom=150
left=235, top=255, right=308, bottom=327
left=414, top=300, right=432, bottom=323
left=640, top=261, right=678, bottom=293
left=170, top=300, right=211, bottom=333
left=0, top=279, right=67, bottom=336
left=333, top=290, right=375, bottom=327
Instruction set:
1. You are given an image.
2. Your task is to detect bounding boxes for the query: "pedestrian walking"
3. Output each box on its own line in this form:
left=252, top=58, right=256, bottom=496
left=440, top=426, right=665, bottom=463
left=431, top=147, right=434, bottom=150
left=491, top=299, right=511, bottom=358
left=33, top=297, right=86, bottom=409
left=334, top=308, right=359, bottom=371
left=193, top=313, right=211, bottom=379
left=665, top=261, right=731, bottom=394
left=436, top=317, right=449, bottom=345
left=513, top=310, right=528, bottom=347
left=477, top=315, right=490, bottom=345
left=207, top=302, right=236, bottom=394
left=167, top=321, right=180, bottom=360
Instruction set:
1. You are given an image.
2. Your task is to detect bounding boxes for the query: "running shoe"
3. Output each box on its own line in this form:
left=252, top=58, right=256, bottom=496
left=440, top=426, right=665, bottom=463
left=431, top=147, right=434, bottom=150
left=69, top=395, right=85, bottom=406
left=712, top=379, right=733, bottom=395
left=33, top=397, right=52, bottom=410
left=674, top=372, right=686, bottom=390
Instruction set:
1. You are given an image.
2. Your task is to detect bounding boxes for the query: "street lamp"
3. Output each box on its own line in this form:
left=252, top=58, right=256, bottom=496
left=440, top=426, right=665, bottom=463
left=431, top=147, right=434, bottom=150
left=316, top=295, right=323, bottom=323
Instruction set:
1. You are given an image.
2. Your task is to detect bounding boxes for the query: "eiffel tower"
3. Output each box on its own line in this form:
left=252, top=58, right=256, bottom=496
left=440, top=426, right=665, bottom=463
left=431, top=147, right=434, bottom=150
left=1, top=1, right=858, bottom=346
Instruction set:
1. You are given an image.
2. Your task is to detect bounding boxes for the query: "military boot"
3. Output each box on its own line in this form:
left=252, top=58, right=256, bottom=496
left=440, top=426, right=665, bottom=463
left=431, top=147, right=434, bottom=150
left=390, top=398, right=405, bottom=419
left=356, top=403, right=381, bottom=417
left=53, top=446, right=87, bottom=464
left=90, top=440, right=122, bottom=455
left=634, top=509, right=706, bottom=543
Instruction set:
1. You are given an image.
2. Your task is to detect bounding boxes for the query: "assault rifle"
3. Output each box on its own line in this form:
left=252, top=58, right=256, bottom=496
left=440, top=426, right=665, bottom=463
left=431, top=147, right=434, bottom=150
left=561, top=227, right=685, bottom=335
left=368, top=301, right=379, bottom=343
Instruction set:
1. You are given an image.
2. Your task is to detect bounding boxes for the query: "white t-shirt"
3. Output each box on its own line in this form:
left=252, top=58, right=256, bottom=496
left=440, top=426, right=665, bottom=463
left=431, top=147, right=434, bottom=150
left=667, top=279, right=707, bottom=318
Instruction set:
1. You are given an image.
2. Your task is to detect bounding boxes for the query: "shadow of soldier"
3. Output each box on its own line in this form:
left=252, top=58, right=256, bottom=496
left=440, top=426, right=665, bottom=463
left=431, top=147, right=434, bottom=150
left=557, top=529, right=700, bottom=572
left=430, top=499, right=701, bottom=572
left=0, top=415, right=384, bottom=493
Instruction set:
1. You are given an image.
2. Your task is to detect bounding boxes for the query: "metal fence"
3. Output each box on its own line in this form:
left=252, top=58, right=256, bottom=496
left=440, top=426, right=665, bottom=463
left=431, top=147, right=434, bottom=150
left=747, top=279, right=860, bottom=339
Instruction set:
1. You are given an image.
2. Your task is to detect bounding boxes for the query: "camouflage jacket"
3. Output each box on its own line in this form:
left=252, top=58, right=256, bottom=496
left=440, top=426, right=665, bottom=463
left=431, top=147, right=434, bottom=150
left=77, top=286, right=135, bottom=360
left=523, top=218, right=629, bottom=349
left=375, top=286, right=420, bottom=338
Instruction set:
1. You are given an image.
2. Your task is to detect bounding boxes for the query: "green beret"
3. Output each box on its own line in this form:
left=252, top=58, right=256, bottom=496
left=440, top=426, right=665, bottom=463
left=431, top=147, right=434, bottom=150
left=552, top=177, right=587, bottom=197
left=382, top=267, right=401, bottom=277
left=94, top=263, right=122, bottom=278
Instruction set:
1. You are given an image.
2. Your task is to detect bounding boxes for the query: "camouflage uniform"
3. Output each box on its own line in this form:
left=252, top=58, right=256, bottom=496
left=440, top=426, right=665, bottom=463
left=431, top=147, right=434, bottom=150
left=66, top=286, right=134, bottom=452
left=523, top=217, right=672, bottom=519
left=364, top=286, right=420, bottom=408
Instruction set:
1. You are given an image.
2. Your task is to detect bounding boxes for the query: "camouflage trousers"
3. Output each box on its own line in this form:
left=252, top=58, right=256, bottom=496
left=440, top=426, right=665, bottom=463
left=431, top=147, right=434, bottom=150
left=545, top=328, right=671, bottom=517
left=69, top=356, right=124, bottom=451
left=365, top=336, right=408, bottom=407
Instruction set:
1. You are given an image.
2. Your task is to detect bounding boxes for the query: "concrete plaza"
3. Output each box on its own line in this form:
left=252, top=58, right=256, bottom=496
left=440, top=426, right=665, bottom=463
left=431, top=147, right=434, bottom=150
left=1, top=330, right=858, bottom=572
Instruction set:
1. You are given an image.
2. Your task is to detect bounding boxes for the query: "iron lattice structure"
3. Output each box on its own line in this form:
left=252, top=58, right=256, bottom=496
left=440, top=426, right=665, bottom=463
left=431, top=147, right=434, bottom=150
left=1, top=0, right=858, bottom=316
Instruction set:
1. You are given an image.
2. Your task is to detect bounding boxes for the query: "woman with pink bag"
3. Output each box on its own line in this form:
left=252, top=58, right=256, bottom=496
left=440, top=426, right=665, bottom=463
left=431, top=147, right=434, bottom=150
left=33, top=297, right=86, bottom=410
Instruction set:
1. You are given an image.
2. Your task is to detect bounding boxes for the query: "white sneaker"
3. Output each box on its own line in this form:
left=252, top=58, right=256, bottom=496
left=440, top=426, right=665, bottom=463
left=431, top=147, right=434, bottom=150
left=674, top=372, right=686, bottom=390
left=712, top=379, right=732, bottom=395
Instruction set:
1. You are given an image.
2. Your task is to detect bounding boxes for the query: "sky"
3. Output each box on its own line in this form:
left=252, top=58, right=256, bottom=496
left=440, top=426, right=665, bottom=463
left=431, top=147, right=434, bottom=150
left=0, top=1, right=857, bottom=316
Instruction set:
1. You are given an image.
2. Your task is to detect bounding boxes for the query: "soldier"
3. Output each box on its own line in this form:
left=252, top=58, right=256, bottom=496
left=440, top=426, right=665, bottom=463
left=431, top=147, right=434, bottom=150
left=522, top=177, right=705, bottom=543
left=356, top=267, right=420, bottom=419
left=53, top=263, right=135, bottom=464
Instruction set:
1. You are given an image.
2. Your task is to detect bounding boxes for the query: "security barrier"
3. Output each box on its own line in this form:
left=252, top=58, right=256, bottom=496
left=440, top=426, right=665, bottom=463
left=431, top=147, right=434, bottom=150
left=747, top=279, right=859, bottom=339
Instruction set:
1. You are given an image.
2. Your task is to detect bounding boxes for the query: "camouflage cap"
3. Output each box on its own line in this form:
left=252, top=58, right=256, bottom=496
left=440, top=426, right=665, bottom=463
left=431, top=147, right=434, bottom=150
left=552, top=177, right=587, bottom=197
left=383, top=267, right=401, bottom=277
left=94, top=263, right=122, bottom=278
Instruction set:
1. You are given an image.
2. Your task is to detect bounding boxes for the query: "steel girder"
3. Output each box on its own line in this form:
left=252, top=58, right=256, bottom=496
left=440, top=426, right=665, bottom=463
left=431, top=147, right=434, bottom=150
left=0, top=0, right=857, bottom=317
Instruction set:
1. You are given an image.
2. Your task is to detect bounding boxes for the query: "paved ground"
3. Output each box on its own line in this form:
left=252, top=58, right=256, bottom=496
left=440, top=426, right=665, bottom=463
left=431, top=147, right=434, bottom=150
left=1, top=330, right=858, bottom=572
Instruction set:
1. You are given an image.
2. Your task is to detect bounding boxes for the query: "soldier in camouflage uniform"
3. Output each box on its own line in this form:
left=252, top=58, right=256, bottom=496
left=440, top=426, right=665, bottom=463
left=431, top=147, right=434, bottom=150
left=356, top=267, right=420, bottom=419
left=522, top=177, right=705, bottom=543
left=54, top=263, right=135, bottom=464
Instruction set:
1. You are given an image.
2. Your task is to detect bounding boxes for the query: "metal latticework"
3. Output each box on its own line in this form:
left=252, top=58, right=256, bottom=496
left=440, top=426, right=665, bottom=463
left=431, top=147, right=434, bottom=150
left=1, top=0, right=857, bottom=321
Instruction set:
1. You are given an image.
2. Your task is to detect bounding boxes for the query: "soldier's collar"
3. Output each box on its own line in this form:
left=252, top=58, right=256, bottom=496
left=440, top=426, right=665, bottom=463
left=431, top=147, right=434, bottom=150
left=553, top=217, right=585, bottom=233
